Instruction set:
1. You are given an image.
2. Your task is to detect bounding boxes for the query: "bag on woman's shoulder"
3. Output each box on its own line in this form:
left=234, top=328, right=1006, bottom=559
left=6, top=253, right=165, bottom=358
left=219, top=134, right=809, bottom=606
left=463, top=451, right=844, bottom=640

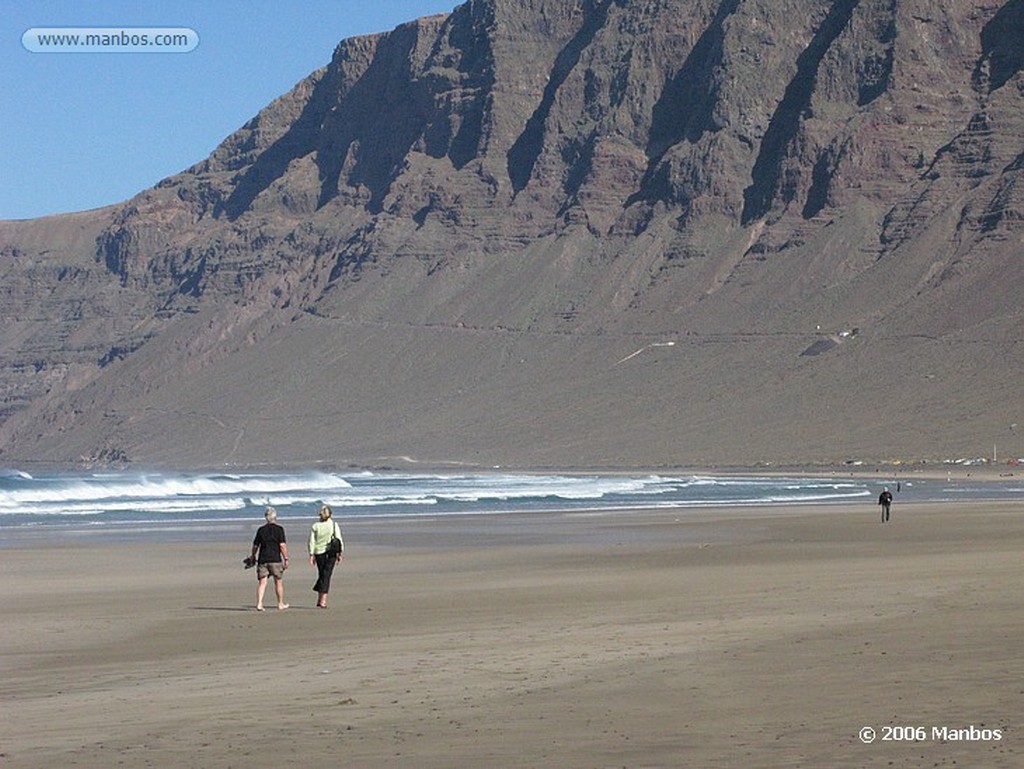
left=326, top=521, right=343, bottom=557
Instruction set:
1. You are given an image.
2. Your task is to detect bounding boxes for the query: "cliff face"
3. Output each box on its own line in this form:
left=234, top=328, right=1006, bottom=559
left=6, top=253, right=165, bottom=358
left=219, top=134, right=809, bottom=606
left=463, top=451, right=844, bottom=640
left=2, top=0, right=1022, bottom=469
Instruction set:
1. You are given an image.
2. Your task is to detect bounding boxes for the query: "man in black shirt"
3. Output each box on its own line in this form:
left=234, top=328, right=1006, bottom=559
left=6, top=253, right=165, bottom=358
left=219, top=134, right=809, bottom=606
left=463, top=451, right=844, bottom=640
left=251, top=507, right=289, bottom=611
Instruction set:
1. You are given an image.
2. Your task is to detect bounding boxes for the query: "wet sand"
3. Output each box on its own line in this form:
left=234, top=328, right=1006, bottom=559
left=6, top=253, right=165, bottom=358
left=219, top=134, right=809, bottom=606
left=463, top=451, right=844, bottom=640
left=1, top=501, right=1021, bottom=767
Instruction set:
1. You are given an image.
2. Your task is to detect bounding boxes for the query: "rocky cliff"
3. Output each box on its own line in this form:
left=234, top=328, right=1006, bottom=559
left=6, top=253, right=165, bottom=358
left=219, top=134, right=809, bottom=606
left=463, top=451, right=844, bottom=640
left=2, top=0, right=1022, bottom=469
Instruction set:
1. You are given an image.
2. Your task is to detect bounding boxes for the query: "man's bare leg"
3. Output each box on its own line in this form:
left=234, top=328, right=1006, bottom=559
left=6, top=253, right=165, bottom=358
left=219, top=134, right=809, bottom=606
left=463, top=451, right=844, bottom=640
left=275, top=577, right=288, bottom=610
left=256, top=576, right=268, bottom=611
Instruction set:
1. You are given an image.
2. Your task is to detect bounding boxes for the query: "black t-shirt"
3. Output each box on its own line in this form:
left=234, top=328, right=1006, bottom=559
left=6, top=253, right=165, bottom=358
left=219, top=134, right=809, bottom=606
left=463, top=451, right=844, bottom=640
left=253, top=522, right=286, bottom=563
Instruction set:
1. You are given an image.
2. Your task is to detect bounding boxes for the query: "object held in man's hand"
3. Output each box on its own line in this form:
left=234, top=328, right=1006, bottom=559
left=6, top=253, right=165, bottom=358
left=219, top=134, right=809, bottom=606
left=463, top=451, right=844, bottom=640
left=243, top=556, right=257, bottom=569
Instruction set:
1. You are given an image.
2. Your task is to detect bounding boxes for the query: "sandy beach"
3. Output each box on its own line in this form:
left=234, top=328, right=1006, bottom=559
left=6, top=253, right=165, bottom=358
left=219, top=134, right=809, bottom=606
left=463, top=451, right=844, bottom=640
left=1, top=501, right=1021, bottom=768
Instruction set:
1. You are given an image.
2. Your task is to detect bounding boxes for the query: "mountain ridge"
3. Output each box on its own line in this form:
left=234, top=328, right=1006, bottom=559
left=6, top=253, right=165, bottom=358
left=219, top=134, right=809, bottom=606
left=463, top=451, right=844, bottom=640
left=1, top=0, right=1022, bottom=469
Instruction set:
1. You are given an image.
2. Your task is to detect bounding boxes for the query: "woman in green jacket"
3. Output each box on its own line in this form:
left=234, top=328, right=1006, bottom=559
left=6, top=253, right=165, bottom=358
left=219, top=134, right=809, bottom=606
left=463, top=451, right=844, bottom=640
left=308, top=504, right=344, bottom=608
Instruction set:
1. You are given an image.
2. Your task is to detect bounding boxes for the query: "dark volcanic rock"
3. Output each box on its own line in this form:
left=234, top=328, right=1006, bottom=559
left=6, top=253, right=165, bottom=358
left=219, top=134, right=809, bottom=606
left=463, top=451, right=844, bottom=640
left=1, top=0, right=1022, bottom=469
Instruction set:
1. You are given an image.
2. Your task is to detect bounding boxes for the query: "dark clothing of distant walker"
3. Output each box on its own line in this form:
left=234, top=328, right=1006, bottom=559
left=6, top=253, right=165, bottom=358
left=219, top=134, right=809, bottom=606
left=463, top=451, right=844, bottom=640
left=878, top=490, right=893, bottom=522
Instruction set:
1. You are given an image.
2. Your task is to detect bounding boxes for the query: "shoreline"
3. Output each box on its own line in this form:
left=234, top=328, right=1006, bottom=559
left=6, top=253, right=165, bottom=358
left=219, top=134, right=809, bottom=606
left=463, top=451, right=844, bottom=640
left=4, top=489, right=1024, bottom=549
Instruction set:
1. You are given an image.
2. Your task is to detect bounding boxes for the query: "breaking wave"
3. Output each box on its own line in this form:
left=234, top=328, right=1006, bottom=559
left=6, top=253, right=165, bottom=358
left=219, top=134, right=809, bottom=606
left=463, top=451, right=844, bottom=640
left=25, top=468, right=1024, bottom=536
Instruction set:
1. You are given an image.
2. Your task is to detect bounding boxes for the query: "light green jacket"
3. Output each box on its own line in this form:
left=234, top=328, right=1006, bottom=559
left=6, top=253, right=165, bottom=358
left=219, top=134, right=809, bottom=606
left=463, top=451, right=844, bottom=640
left=308, top=519, right=343, bottom=556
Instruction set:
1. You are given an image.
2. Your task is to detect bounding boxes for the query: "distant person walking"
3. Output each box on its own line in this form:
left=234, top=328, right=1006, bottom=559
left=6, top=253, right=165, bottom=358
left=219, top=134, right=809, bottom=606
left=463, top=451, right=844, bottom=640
left=251, top=506, right=289, bottom=611
left=878, top=487, right=893, bottom=522
left=308, top=504, right=344, bottom=609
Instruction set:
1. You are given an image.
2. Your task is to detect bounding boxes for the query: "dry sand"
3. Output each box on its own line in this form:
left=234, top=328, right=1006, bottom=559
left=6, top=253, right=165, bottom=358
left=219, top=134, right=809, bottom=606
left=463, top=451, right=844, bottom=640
left=1, top=501, right=1021, bottom=768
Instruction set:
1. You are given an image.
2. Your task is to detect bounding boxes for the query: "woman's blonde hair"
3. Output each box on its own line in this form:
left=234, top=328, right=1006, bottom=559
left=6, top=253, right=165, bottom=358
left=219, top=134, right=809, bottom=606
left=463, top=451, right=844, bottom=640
left=319, top=504, right=333, bottom=521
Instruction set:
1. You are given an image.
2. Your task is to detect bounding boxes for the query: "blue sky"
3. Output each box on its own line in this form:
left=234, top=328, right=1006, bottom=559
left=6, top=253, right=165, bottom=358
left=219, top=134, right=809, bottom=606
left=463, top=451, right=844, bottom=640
left=1, top=0, right=458, bottom=220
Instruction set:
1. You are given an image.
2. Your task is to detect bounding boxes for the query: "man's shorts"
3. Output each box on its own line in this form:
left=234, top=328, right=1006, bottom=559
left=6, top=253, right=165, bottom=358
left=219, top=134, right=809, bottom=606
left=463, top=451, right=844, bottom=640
left=257, top=561, right=285, bottom=579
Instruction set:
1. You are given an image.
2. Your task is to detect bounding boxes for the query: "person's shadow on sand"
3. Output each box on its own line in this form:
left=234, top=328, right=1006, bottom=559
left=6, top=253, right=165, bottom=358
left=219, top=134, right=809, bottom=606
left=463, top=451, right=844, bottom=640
left=190, top=606, right=317, bottom=612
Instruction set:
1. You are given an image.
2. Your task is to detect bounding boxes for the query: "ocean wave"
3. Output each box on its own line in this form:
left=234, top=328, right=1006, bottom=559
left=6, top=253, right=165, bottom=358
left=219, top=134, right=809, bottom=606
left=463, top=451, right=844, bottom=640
left=0, top=471, right=353, bottom=514
left=2, top=470, right=968, bottom=532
